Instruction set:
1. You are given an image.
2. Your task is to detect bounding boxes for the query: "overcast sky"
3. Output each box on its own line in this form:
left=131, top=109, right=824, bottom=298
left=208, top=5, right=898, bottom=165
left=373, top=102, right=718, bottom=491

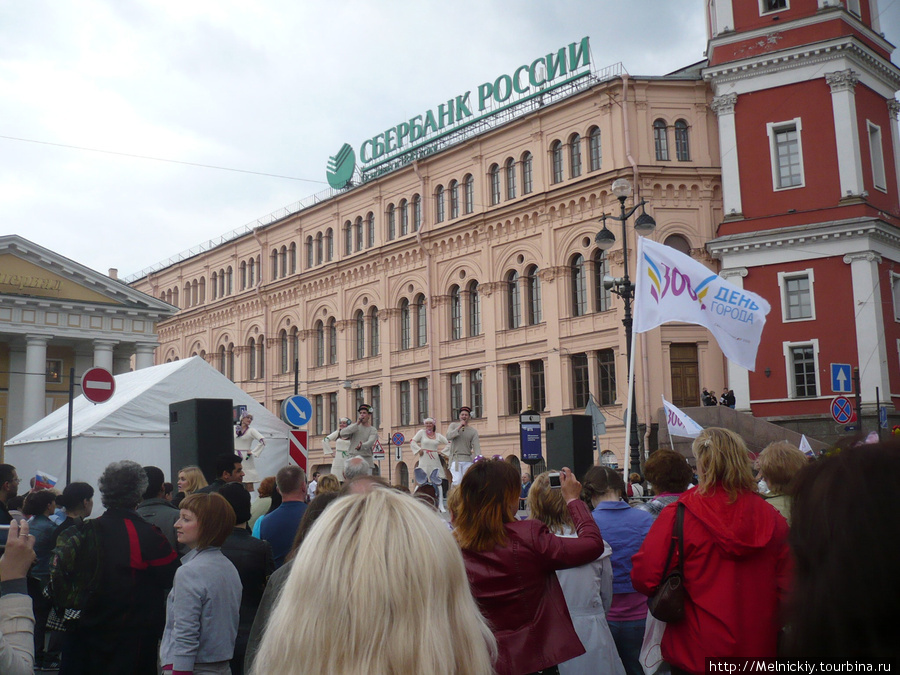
left=2, top=1, right=898, bottom=279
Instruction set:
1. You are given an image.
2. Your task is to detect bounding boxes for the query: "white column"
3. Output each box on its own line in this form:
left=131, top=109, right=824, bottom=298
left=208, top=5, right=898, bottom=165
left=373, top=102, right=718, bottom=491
left=826, top=70, right=865, bottom=199
left=7, top=345, right=26, bottom=438
left=113, top=347, right=133, bottom=375
left=719, top=267, right=751, bottom=411
left=711, top=0, right=735, bottom=35
left=134, top=344, right=157, bottom=370
left=844, top=252, right=890, bottom=407
left=23, top=335, right=49, bottom=430
left=888, top=101, right=900, bottom=205
left=711, top=94, right=743, bottom=217
left=93, top=340, right=116, bottom=371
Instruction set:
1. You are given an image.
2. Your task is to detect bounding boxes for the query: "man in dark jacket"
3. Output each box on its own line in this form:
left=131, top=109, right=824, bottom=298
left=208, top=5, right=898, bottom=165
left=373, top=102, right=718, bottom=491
left=51, top=460, right=178, bottom=675
left=219, top=483, right=274, bottom=675
left=0, top=464, right=20, bottom=547
left=196, top=454, right=245, bottom=494
left=136, top=466, right=184, bottom=556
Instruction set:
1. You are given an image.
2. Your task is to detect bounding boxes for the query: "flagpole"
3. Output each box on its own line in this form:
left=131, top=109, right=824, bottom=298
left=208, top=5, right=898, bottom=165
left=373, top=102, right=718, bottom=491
left=625, top=325, right=638, bottom=472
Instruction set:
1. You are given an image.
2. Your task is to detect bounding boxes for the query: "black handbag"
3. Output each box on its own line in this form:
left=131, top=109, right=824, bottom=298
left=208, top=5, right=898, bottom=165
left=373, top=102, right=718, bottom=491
left=647, top=502, right=686, bottom=623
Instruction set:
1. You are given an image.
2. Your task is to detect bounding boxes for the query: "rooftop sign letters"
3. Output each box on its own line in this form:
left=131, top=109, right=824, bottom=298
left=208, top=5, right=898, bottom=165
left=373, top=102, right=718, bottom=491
left=325, top=37, right=593, bottom=189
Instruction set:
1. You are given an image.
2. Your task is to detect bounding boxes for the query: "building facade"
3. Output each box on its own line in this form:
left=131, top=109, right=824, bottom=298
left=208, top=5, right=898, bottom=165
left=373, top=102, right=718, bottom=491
left=0, top=235, right=176, bottom=449
left=704, top=0, right=900, bottom=439
left=131, top=58, right=727, bottom=478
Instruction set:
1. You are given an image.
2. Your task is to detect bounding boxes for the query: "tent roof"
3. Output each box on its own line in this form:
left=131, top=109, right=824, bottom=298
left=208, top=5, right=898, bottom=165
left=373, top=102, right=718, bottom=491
left=7, top=357, right=291, bottom=445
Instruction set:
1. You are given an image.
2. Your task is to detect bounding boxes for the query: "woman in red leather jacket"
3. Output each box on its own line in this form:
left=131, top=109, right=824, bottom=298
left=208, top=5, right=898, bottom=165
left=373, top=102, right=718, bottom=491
left=454, top=460, right=605, bottom=675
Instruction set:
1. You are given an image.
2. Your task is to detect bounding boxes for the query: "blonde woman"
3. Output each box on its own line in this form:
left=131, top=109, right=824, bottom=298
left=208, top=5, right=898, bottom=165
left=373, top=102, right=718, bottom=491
left=234, top=413, right=265, bottom=490
left=528, top=472, right=625, bottom=675
left=315, top=474, right=341, bottom=497
left=251, top=488, right=496, bottom=675
left=175, top=465, right=208, bottom=507
left=410, top=417, right=449, bottom=511
left=322, top=418, right=352, bottom=482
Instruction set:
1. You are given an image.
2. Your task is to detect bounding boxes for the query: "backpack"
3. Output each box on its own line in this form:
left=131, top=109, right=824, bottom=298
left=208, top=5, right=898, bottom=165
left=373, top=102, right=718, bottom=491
left=49, top=519, right=102, bottom=611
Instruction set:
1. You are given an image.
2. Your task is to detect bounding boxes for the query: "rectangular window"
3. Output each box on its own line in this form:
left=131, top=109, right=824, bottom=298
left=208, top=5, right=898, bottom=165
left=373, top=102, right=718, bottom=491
left=329, top=392, right=337, bottom=432
left=768, top=119, right=804, bottom=190
left=506, top=163, right=516, bottom=200
left=450, top=372, right=462, bottom=419
left=355, top=388, right=364, bottom=413
left=399, top=381, right=411, bottom=426
left=465, top=178, right=474, bottom=214
left=490, top=169, right=501, bottom=205
left=371, top=385, right=381, bottom=429
left=760, top=0, right=788, bottom=13
left=786, top=343, right=818, bottom=398
left=778, top=270, right=815, bottom=322
left=470, top=369, right=484, bottom=418
left=598, top=349, right=616, bottom=406
left=572, top=353, right=590, bottom=409
left=522, top=155, right=533, bottom=195
left=46, top=359, right=63, bottom=384
left=417, top=377, right=429, bottom=424
left=868, top=122, right=886, bottom=191
left=507, top=363, right=522, bottom=416
left=552, top=144, right=564, bottom=184
left=846, top=0, right=860, bottom=16
left=892, top=273, right=900, bottom=322
left=530, top=359, right=546, bottom=412
left=315, top=394, right=323, bottom=435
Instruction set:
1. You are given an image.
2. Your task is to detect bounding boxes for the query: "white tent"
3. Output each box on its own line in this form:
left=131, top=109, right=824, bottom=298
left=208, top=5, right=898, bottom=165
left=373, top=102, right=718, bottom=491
left=4, top=357, right=291, bottom=495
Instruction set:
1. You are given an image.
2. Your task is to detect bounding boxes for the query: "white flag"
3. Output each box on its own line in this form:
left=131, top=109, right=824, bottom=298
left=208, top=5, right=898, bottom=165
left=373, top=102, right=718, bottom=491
left=798, top=434, right=814, bottom=458
left=662, top=397, right=704, bottom=439
left=634, top=237, right=771, bottom=371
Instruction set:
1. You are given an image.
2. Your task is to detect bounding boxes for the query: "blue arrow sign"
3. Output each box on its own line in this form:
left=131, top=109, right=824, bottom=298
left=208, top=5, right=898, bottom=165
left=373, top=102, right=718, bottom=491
left=831, top=363, right=852, bottom=393
left=282, top=395, right=313, bottom=427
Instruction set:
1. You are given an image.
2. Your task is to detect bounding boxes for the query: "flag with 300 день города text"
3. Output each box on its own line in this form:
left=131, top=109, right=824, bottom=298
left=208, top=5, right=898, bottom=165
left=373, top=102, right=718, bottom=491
left=633, top=237, right=771, bottom=372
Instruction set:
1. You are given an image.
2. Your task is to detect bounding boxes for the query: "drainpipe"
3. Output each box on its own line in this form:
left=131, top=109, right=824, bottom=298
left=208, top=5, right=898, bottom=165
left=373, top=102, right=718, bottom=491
left=253, top=228, right=271, bottom=410
left=412, top=161, right=437, bottom=409
left=622, top=73, right=654, bottom=461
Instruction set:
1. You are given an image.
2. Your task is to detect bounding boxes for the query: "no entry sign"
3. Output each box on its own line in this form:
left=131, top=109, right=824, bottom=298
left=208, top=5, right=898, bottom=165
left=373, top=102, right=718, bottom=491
left=81, top=367, right=115, bottom=404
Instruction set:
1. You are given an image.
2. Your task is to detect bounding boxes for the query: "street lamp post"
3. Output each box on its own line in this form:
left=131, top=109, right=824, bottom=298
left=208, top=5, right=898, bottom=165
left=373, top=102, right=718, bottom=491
left=595, top=178, right=656, bottom=476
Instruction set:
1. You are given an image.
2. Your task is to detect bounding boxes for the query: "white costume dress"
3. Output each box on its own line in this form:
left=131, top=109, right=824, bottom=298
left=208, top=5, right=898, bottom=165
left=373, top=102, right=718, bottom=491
left=233, top=426, right=265, bottom=483
left=323, top=429, right=351, bottom=482
left=410, top=430, right=449, bottom=477
left=555, top=536, right=625, bottom=675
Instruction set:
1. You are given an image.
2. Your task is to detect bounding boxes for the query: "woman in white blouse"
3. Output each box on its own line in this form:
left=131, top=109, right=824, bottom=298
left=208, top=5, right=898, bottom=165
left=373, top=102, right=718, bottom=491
left=233, top=412, right=265, bottom=491
left=322, top=418, right=352, bottom=482
left=410, top=418, right=449, bottom=511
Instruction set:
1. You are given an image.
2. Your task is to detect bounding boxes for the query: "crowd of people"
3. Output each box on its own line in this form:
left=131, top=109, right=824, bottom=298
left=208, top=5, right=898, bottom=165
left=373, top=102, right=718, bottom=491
left=0, top=415, right=898, bottom=674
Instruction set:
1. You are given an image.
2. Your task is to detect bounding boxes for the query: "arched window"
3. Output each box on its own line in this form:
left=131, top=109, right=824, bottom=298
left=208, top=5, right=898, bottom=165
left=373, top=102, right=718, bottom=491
left=489, top=164, right=501, bottom=205
left=226, top=343, right=234, bottom=380
left=507, top=270, right=521, bottom=329
left=289, top=243, right=296, bottom=274
left=449, top=180, right=459, bottom=219
left=387, top=204, right=396, bottom=240
left=675, top=119, right=690, bottom=161
left=369, top=307, right=380, bottom=357
left=325, top=229, right=333, bottom=261
left=522, top=152, right=533, bottom=195
left=315, top=321, right=325, bottom=367
left=271, top=249, right=279, bottom=279
left=593, top=250, right=612, bottom=312
left=328, top=318, right=337, bottom=364
left=315, top=233, right=323, bottom=265
left=257, top=334, right=265, bottom=378
left=218, top=345, right=226, bottom=374
left=366, top=212, right=375, bottom=248
left=505, top=158, right=516, bottom=200
left=355, top=310, right=365, bottom=359
left=525, top=265, right=542, bottom=324
left=290, top=328, right=299, bottom=369
left=571, top=255, right=587, bottom=316
left=570, top=133, right=582, bottom=178
left=240, top=261, right=247, bottom=290
left=198, top=278, right=205, bottom=304
left=400, top=299, right=411, bottom=350
left=211, top=272, right=218, bottom=300
left=248, top=258, right=255, bottom=286
left=664, top=234, right=692, bottom=255
left=226, top=267, right=233, bottom=295
left=248, top=337, right=257, bottom=380
left=551, top=141, right=564, bottom=183
left=468, top=281, right=481, bottom=337
left=280, top=246, right=287, bottom=277
left=344, top=220, right=353, bottom=255
left=412, top=194, right=422, bottom=232
left=654, top=119, right=669, bottom=161
left=280, top=329, right=289, bottom=373
left=464, top=174, right=475, bottom=214
left=218, top=269, right=225, bottom=298
left=305, top=237, right=313, bottom=268
left=184, top=283, right=191, bottom=308
left=415, top=293, right=427, bottom=347
left=449, top=285, right=461, bottom=340
left=435, top=185, right=445, bottom=223
left=172, top=287, right=179, bottom=307
left=589, top=126, right=602, bottom=171
left=400, top=199, right=409, bottom=236
left=354, top=217, right=363, bottom=252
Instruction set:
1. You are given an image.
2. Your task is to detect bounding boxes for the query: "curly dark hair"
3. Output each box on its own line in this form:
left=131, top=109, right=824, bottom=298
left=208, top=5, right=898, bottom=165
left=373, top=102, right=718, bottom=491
left=99, top=460, right=148, bottom=509
left=643, top=449, right=693, bottom=494
left=23, top=489, right=57, bottom=517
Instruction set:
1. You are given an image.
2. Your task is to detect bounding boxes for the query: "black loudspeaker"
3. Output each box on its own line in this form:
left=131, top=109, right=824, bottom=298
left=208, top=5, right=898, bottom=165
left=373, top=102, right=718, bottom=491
left=169, top=399, right=235, bottom=484
left=545, top=414, right=594, bottom=480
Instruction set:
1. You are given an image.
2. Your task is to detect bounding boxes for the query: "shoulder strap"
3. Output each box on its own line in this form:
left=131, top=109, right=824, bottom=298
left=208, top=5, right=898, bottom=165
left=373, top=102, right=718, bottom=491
left=674, top=501, right=685, bottom=572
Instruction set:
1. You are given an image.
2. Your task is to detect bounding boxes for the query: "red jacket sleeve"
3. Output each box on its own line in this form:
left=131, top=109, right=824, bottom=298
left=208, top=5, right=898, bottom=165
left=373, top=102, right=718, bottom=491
left=530, top=499, right=604, bottom=571
left=630, top=502, right=676, bottom=597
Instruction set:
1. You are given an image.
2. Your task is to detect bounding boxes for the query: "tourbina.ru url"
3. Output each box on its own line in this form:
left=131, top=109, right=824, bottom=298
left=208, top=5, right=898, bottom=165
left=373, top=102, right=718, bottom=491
left=707, top=660, right=892, bottom=673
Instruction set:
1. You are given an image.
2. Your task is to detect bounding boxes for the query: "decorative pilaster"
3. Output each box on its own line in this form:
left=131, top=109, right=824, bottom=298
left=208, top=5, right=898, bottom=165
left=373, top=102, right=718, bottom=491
left=711, top=93, right=742, bottom=217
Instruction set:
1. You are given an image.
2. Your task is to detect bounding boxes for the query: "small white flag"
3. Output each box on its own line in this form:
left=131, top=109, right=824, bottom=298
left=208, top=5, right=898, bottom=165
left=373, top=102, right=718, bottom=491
left=798, top=434, right=814, bottom=458
left=663, top=397, right=704, bottom=439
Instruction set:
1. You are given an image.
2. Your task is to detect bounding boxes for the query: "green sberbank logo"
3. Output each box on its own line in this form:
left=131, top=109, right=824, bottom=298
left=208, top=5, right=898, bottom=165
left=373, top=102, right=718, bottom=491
left=324, top=37, right=591, bottom=186
left=326, top=143, right=356, bottom=189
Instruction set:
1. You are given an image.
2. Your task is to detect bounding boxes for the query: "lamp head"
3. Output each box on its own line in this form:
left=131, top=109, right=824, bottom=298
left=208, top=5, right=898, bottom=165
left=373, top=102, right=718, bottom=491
left=611, top=178, right=632, bottom=200
left=595, top=223, right=616, bottom=251
left=634, top=205, right=657, bottom=234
